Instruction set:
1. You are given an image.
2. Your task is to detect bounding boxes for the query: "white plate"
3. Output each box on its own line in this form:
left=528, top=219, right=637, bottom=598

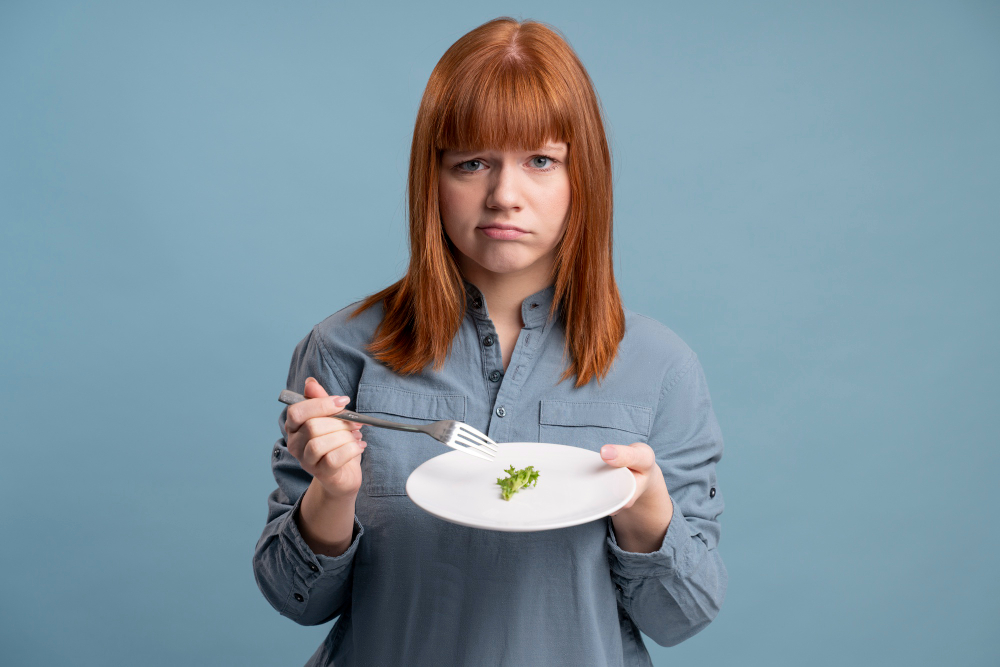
left=405, top=442, right=637, bottom=532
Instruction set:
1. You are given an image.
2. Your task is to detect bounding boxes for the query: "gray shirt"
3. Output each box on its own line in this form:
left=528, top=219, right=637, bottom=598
left=253, top=282, right=727, bottom=666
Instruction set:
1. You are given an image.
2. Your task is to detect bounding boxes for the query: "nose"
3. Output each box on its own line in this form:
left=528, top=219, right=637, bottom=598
left=485, top=163, right=523, bottom=211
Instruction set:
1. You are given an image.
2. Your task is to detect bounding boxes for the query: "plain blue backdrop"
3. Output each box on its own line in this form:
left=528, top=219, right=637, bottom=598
left=1, top=1, right=997, bottom=665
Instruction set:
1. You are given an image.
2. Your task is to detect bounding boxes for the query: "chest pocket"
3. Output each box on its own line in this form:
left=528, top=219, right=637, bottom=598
left=538, top=400, right=653, bottom=452
left=355, top=383, right=467, bottom=497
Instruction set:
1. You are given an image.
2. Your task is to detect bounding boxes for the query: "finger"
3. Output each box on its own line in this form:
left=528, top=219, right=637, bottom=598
left=286, top=392, right=352, bottom=432
left=289, top=377, right=334, bottom=432
left=303, top=377, right=364, bottom=429
left=600, top=443, right=656, bottom=471
left=302, top=429, right=363, bottom=469
left=300, top=417, right=363, bottom=440
left=316, top=437, right=367, bottom=474
left=303, top=376, right=329, bottom=399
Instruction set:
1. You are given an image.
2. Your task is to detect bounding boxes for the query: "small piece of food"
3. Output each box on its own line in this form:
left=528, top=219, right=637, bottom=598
left=496, top=465, right=540, bottom=501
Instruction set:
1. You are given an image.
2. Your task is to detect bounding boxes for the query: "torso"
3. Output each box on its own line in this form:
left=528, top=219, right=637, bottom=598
left=292, top=285, right=703, bottom=666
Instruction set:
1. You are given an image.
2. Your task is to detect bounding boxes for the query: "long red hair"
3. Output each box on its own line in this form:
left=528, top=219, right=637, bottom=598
left=352, top=17, right=624, bottom=387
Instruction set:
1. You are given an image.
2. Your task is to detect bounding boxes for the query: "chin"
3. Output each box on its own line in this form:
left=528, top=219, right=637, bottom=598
left=471, top=248, right=540, bottom=275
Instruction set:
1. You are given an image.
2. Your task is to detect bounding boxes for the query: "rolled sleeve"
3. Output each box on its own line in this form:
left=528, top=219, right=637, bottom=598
left=606, top=352, right=728, bottom=647
left=253, top=491, right=364, bottom=625
left=606, top=496, right=693, bottom=578
left=252, top=326, right=364, bottom=626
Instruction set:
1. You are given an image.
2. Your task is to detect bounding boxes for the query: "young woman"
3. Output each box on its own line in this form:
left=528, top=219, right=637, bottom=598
left=254, top=17, right=726, bottom=667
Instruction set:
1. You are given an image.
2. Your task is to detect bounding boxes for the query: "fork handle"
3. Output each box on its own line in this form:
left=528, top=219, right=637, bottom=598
left=278, top=389, right=424, bottom=433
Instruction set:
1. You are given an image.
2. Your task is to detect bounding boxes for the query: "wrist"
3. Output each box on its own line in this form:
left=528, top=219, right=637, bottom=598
left=298, top=480, right=358, bottom=557
left=611, top=471, right=672, bottom=553
left=636, top=469, right=671, bottom=520
left=314, top=477, right=359, bottom=505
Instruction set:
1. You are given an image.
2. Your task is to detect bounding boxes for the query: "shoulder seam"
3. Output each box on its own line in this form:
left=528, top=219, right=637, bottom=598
left=661, top=350, right=699, bottom=399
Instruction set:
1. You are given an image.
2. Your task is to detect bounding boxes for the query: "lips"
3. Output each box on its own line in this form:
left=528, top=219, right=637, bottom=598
left=478, top=224, right=529, bottom=240
left=479, top=223, right=528, bottom=233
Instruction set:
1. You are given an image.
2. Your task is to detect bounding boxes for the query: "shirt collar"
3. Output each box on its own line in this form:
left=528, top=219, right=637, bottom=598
left=463, top=280, right=557, bottom=329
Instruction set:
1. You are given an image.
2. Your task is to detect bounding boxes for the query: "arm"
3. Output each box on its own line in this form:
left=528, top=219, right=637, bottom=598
left=252, top=328, right=365, bottom=626
left=604, top=352, right=727, bottom=646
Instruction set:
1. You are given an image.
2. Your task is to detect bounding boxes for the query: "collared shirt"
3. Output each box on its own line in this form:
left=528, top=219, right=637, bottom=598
left=253, top=283, right=727, bottom=667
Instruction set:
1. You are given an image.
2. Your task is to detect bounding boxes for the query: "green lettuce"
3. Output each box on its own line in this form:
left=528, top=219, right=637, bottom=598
left=496, top=465, right=540, bottom=501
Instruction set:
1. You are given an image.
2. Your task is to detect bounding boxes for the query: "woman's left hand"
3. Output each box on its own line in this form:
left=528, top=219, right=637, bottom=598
left=601, top=443, right=674, bottom=553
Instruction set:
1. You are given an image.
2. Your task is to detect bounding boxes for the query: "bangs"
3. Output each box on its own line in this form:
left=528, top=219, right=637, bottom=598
left=436, top=60, right=572, bottom=151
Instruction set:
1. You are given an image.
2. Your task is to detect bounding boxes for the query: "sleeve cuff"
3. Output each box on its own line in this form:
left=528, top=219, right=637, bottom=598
left=607, top=495, right=694, bottom=579
left=278, top=493, right=364, bottom=581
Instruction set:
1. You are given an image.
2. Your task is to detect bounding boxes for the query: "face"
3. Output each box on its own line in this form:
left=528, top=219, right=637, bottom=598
left=438, top=142, right=571, bottom=283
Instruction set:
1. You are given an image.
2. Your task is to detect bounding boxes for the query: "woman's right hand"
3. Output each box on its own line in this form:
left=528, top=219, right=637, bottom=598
left=284, top=376, right=366, bottom=500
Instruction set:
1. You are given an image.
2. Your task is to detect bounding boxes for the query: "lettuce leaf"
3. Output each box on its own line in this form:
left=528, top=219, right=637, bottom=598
left=496, top=465, right=540, bottom=501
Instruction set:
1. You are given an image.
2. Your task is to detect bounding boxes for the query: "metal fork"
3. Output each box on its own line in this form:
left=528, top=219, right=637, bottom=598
left=278, top=390, right=498, bottom=461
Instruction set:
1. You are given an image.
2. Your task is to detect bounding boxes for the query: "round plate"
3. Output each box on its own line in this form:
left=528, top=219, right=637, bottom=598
left=405, top=442, right=637, bottom=532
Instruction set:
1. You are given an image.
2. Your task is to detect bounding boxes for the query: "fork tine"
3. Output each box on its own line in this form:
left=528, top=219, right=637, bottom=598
left=456, top=424, right=499, bottom=450
left=453, top=433, right=497, bottom=457
left=453, top=430, right=498, bottom=454
left=446, top=441, right=495, bottom=461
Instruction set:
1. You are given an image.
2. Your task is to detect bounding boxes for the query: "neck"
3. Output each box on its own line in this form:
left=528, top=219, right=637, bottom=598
left=459, top=259, right=554, bottom=327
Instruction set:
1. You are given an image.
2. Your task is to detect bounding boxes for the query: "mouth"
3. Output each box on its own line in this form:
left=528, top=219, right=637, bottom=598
left=477, top=223, right=529, bottom=241
left=478, top=223, right=528, bottom=233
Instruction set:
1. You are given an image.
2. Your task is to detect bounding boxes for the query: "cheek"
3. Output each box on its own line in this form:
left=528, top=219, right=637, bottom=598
left=541, top=179, right=572, bottom=236
left=438, top=181, right=462, bottom=241
left=438, top=181, right=453, bottom=220
left=438, top=180, right=478, bottom=228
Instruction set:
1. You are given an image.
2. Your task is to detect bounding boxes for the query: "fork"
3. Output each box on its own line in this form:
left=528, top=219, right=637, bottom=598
left=278, top=389, right=498, bottom=461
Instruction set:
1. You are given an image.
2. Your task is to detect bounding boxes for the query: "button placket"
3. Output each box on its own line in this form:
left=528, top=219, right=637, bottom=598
left=472, top=316, right=503, bottom=405
left=479, top=286, right=556, bottom=442
left=487, top=323, right=548, bottom=442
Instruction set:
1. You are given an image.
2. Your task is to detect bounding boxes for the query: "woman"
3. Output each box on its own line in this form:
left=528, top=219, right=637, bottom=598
left=254, top=17, right=726, bottom=667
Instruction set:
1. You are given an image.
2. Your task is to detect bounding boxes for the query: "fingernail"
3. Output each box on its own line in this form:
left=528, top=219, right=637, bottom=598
left=334, top=396, right=349, bottom=406
left=601, top=446, right=615, bottom=461
left=359, top=441, right=367, bottom=449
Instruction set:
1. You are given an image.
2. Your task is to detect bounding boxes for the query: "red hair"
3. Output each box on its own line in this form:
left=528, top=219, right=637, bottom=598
left=353, top=17, right=624, bottom=387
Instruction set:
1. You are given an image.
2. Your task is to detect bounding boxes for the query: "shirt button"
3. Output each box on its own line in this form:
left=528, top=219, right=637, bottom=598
left=483, top=335, right=494, bottom=347
left=308, top=563, right=318, bottom=572
left=530, top=302, right=539, bottom=309
left=496, top=406, right=506, bottom=418
left=473, top=297, right=483, bottom=309
left=273, top=447, right=281, bottom=459
left=293, top=593, right=304, bottom=602
left=489, top=370, right=502, bottom=382
left=710, top=487, right=717, bottom=498
left=616, top=584, right=623, bottom=594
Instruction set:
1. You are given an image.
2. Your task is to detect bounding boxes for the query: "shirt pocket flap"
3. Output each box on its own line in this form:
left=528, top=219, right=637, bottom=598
left=539, top=400, right=652, bottom=438
left=356, top=384, right=467, bottom=422
left=354, top=384, right=467, bottom=497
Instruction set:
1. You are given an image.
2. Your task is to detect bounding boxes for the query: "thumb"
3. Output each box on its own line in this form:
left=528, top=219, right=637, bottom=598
left=303, top=376, right=330, bottom=399
left=601, top=444, right=629, bottom=467
left=601, top=443, right=654, bottom=471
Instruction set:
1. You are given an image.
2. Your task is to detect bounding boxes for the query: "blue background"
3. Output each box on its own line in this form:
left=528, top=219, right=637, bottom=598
left=1, top=1, right=997, bottom=665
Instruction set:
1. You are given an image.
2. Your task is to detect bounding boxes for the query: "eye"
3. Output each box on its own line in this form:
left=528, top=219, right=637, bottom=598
left=529, top=156, right=557, bottom=170
left=456, top=159, right=485, bottom=172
